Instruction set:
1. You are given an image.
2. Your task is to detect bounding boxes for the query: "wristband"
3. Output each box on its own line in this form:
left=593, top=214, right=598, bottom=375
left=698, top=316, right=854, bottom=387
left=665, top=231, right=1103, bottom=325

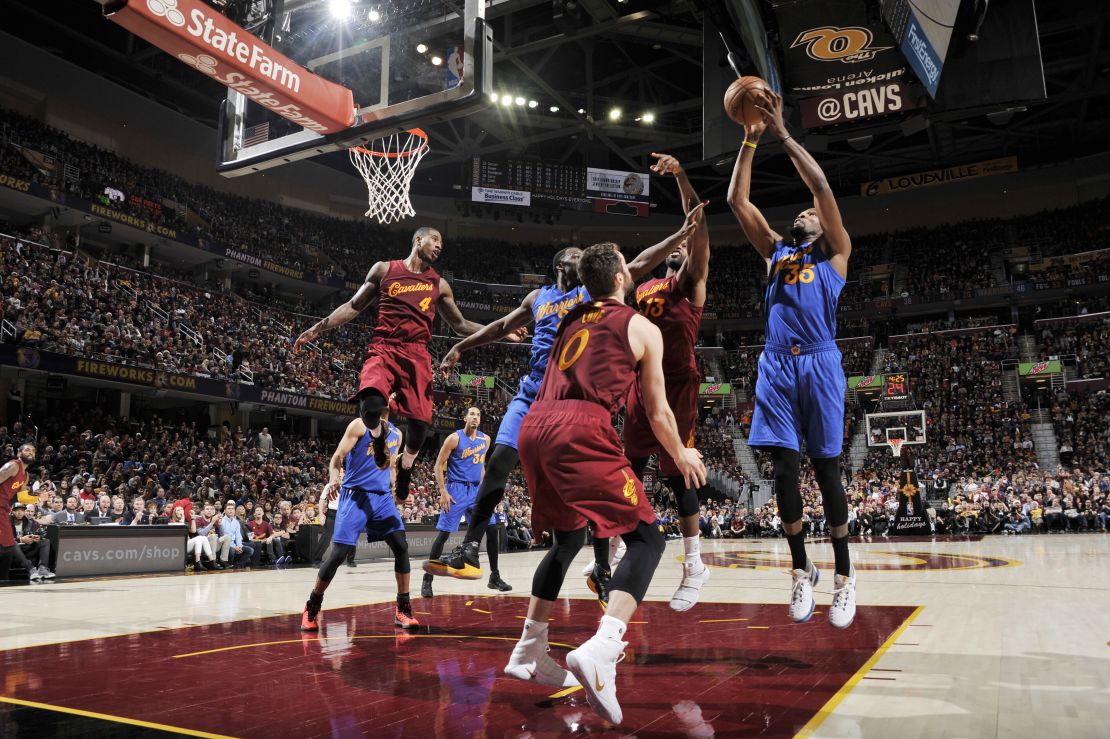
left=780, top=135, right=793, bottom=144
left=742, top=140, right=758, bottom=150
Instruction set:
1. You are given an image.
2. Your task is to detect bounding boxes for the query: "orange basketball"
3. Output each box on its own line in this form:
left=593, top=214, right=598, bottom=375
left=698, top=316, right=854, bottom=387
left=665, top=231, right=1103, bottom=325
left=724, top=76, right=771, bottom=126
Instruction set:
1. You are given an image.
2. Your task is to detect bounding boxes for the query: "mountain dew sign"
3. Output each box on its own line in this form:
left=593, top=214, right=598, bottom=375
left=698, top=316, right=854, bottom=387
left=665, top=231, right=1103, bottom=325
left=699, top=382, right=732, bottom=396
left=459, top=374, right=495, bottom=388
left=848, top=374, right=885, bottom=389
left=1019, top=360, right=1062, bottom=376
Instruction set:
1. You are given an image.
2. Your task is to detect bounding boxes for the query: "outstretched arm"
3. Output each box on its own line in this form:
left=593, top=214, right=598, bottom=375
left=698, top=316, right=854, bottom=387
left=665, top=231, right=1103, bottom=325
left=437, top=279, right=487, bottom=337
left=652, top=152, right=710, bottom=298
left=726, top=117, right=781, bottom=262
left=626, top=201, right=708, bottom=281
left=757, top=92, right=851, bottom=276
left=294, top=262, right=387, bottom=352
left=439, top=291, right=538, bottom=376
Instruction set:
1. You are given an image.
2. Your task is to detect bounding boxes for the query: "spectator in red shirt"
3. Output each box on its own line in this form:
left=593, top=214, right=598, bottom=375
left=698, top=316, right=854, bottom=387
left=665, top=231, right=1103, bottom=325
left=248, top=506, right=287, bottom=566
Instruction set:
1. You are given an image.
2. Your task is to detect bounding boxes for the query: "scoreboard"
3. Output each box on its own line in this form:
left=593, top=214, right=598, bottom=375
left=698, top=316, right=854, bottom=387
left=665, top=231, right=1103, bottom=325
left=471, top=157, right=589, bottom=205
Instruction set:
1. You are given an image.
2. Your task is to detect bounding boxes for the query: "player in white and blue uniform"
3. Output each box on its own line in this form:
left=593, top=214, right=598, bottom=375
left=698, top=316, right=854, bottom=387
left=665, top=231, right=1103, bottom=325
left=421, top=407, right=508, bottom=597
left=728, top=89, right=856, bottom=628
left=425, top=217, right=704, bottom=582
left=301, top=415, right=420, bottom=632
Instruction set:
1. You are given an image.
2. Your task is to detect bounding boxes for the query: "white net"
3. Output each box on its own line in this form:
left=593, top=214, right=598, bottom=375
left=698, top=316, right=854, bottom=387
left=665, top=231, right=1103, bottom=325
left=348, top=129, right=429, bottom=225
left=888, top=438, right=904, bottom=457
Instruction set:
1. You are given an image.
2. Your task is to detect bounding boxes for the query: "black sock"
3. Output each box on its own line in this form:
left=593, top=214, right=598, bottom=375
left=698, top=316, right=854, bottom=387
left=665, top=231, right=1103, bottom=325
left=486, top=527, right=500, bottom=573
left=397, top=592, right=411, bottom=610
left=786, top=530, right=808, bottom=571
left=592, top=534, right=611, bottom=575
left=831, top=536, right=851, bottom=577
left=308, top=590, right=323, bottom=605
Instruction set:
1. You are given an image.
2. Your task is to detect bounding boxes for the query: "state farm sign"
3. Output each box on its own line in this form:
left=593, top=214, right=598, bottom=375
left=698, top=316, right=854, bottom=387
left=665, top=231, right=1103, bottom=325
left=105, top=0, right=355, bottom=134
left=799, top=83, right=924, bottom=128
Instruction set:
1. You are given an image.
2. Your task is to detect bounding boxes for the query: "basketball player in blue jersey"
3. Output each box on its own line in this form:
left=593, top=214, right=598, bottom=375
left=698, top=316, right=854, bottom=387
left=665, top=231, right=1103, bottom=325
left=301, top=414, right=420, bottom=632
left=421, top=406, right=509, bottom=597
left=424, top=206, right=707, bottom=583
left=727, top=90, right=857, bottom=628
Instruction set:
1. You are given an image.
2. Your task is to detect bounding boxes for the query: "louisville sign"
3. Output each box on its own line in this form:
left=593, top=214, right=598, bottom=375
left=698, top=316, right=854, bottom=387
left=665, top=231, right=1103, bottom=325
left=774, top=0, right=906, bottom=96
left=799, top=82, right=924, bottom=128
left=104, top=0, right=354, bottom=133
left=862, top=156, right=1018, bottom=197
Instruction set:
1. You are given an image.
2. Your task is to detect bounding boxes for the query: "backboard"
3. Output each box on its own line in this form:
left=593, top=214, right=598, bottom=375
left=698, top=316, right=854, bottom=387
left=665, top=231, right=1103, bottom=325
left=866, top=410, right=926, bottom=447
left=215, top=0, right=491, bottom=176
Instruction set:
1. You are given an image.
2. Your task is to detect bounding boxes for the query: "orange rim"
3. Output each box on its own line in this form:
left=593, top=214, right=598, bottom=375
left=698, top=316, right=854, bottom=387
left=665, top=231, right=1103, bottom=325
left=352, top=128, right=429, bottom=159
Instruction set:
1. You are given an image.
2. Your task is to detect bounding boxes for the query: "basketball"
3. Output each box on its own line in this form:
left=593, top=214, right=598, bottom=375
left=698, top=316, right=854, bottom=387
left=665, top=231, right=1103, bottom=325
left=724, top=76, right=771, bottom=126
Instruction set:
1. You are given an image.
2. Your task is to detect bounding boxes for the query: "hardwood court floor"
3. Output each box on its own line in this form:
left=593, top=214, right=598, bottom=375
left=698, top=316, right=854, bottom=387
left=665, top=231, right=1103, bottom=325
left=1, top=533, right=1108, bottom=738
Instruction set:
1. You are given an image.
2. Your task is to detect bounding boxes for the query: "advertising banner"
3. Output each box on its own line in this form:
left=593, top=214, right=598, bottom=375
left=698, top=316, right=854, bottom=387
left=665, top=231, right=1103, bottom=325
left=459, top=374, right=495, bottom=389
left=699, top=382, right=733, bottom=396
left=471, top=186, right=531, bottom=206
left=1019, top=360, right=1062, bottom=376
left=847, top=374, right=884, bottom=389
left=774, top=0, right=907, bottom=96
left=105, top=0, right=354, bottom=133
left=881, top=0, right=959, bottom=97
left=799, top=81, right=924, bottom=128
left=586, top=167, right=650, bottom=203
left=862, top=156, right=1018, bottom=197
left=54, top=527, right=185, bottom=577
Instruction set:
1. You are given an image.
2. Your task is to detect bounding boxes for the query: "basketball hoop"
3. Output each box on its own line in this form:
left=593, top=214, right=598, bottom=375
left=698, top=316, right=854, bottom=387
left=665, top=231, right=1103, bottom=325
left=888, top=438, right=904, bottom=458
left=348, top=129, right=430, bottom=225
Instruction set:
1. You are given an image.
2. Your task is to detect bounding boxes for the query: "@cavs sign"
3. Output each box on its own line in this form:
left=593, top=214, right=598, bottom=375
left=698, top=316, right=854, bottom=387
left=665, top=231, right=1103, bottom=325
left=774, top=0, right=906, bottom=96
left=800, top=82, right=924, bottom=127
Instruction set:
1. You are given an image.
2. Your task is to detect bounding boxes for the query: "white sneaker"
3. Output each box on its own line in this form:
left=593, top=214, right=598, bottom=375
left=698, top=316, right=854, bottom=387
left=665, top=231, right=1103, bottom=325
left=504, top=631, right=580, bottom=688
left=789, top=562, right=819, bottom=623
left=565, top=635, right=627, bottom=725
left=829, top=566, right=857, bottom=629
left=39, top=566, right=55, bottom=580
left=29, top=567, right=42, bottom=582
left=670, top=564, right=711, bottom=612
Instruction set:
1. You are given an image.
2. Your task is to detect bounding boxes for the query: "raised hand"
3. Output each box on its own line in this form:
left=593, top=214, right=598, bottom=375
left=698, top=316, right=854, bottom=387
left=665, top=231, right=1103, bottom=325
left=649, top=152, right=683, bottom=176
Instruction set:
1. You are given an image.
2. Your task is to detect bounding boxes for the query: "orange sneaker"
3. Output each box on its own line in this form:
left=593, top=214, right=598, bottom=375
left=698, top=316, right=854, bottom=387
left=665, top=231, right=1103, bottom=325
left=393, top=608, right=421, bottom=630
left=301, top=594, right=322, bottom=632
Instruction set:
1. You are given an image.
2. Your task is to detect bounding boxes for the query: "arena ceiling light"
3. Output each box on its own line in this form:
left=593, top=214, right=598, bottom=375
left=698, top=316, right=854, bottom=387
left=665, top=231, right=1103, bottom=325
left=608, top=107, right=622, bottom=121
left=515, top=96, right=526, bottom=106
left=367, top=8, right=381, bottom=22
left=549, top=106, right=560, bottom=113
left=527, top=100, right=538, bottom=109
left=416, top=43, right=428, bottom=54
left=489, top=92, right=498, bottom=103
left=500, top=94, right=513, bottom=106
left=431, top=56, right=443, bottom=66
left=328, top=0, right=353, bottom=20
left=642, top=112, right=655, bottom=123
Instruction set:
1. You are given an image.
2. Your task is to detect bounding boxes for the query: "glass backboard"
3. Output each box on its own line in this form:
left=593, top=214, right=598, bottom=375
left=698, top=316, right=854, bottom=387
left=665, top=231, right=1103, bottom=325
left=216, top=0, right=490, bottom=176
left=865, top=410, right=927, bottom=447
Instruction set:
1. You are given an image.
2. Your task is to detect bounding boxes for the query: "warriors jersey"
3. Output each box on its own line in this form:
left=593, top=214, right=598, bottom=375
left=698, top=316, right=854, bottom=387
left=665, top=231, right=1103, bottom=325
left=445, top=429, right=489, bottom=484
left=764, top=241, right=843, bottom=348
left=343, top=423, right=403, bottom=493
left=529, top=284, right=590, bottom=375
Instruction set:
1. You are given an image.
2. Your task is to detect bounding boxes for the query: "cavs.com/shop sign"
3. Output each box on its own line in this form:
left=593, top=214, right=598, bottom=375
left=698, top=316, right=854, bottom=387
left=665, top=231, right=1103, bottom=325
left=103, top=0, right=354, bottom=134
left=800, top=83, right=924, bottom=128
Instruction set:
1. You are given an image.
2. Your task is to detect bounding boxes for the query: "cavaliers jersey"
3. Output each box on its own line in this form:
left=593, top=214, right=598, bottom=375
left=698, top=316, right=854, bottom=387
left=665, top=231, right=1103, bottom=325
left=529, top=283, right=590, bottom=375
left=536, top=299, right=637, bottom=414
left=764, top=241, right=844, bottom=347
left=374, top=259, right=441, bottom=344
left=343, top=423, right=403, bottom=492
left=0, top=458, right=25, bottom=547
left=445, top=428, right=489, bottom=484
left=633, top=275, right=702, bottom=375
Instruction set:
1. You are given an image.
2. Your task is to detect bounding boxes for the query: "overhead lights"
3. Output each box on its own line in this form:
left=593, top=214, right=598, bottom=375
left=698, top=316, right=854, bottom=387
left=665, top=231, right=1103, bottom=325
left=328, top=0, right=352, bottom=20
left=642, top=112, right=655, bottom=123
left=367, top=8, right=381, bottom=22
left=431, top=55, right=443, bottom=66
left=577, top=108, right=585, bottom=114
left=416, top=42, right=428, bottom=54
left=527, top=100, right=538, bottom=109
left=608, top=107, right=621, bottom=121
left=489, top=92, right=498, bottom=103
left=500, top=94, right=513, bottom=106
left=515, top=96, right=525, bottom=106
left=549, top=105, right=560, bottom=113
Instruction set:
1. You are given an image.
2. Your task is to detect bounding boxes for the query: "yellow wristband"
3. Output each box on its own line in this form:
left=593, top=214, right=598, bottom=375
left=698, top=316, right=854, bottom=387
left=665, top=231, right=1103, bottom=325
left=742, top=140, right=758, bottom=150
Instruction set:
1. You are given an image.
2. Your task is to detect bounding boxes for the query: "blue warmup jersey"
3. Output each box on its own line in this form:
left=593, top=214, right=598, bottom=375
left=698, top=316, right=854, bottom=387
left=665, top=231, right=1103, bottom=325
left=333, top=422, right=404, bottom=545
left=494, top=283, right=590, bottom=450
left=749, top=241, right=847, bottom=458
left=438, top=428, right=490, bottom=532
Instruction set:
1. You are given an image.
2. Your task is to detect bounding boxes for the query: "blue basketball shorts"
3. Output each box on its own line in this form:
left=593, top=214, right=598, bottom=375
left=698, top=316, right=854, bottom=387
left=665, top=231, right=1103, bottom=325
left=494, top=371, right=543, bottom=450
left=332, top=487, right=404, bottom=546
left=749, top=345, right=845, bottom=459
left=436, top=480, right=480, bottom=532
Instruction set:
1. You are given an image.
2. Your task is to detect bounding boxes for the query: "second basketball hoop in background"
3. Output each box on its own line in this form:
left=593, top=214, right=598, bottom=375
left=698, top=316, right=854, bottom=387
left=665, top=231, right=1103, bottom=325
left=349, top=129, right=430, bottom=224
